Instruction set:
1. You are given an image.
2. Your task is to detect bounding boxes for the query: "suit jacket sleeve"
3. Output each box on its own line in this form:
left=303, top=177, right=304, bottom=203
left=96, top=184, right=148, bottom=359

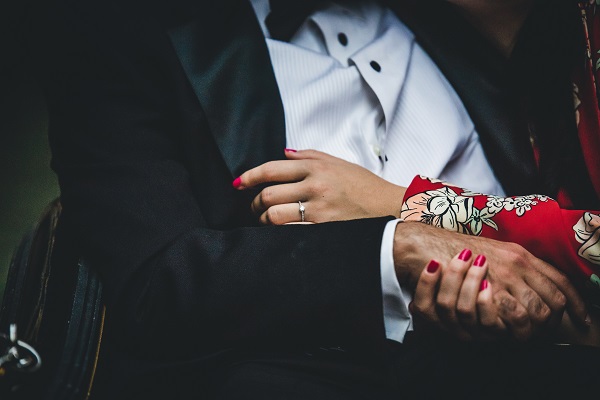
left=401, top=176, right=600, bottom=305
left=39, top=0, right=389, bottom=358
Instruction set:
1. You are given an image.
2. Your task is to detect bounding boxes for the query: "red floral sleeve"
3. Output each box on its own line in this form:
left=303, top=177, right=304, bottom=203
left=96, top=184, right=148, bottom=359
left=397, top=3, right=600, bottom=306
left=400, top=176, right=600, bottom=304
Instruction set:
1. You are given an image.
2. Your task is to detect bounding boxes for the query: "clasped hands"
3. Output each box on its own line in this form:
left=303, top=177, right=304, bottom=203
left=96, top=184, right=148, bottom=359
left=234, top=149, right=593, bottom=343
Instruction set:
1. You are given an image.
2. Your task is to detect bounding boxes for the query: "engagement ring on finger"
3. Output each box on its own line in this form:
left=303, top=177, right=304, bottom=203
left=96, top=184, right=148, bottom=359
left=298, top=201, right=305, bottom=222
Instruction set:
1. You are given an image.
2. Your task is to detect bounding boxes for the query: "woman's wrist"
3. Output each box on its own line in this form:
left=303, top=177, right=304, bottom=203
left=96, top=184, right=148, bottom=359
left=376, top=181, right=406, bottom=218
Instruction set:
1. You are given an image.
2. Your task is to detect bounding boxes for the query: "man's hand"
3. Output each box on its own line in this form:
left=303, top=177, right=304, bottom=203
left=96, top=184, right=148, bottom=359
left=394, top=221, right=590, bottom=341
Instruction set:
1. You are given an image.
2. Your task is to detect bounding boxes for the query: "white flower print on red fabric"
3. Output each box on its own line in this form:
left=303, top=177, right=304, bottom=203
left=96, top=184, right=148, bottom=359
left=401, top=187, right=474, bottom=234
left=573, top=212, right=600, bottom=265
left=402, top=177, right=552, bottom=236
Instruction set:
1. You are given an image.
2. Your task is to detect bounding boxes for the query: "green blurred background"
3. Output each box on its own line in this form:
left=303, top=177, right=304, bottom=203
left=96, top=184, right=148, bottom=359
left=1, top=1, right=60, bottom=301
left=0, top=69, right=58, bottom=302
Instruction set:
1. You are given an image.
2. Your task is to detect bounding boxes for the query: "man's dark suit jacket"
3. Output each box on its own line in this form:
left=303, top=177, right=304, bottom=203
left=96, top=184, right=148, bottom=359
left=39, top=0, right=592, bottom=398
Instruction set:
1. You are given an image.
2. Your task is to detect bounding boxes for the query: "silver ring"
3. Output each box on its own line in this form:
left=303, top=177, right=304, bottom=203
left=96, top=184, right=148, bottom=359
left=298, top=201, right=305, bottom=222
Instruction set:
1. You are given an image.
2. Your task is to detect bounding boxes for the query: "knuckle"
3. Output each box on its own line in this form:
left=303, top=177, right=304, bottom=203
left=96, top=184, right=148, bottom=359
left=436, top=298, right=455, bottom=315
left=510, top=309, right=529, bottom=327
left=412, top=304, right=435, bottom=321
left=551, top=291, right=567, bottom=311
left=304, top=160, right=318, bottom=173
left=411, top=303, right=426, bottom=315
left=476, top=295, right=488, bottom=308
left=266, top=208, right=281, bottom=225
left=511, top=309, right=529, bottom=327
left=504, top=243, right=528, bottom=265
left=260, top=187, right=273, bottom=206
left=448, top=262, right=467, bottom=275
left=527, top=296, right=551, bottom=323
left=509, top=252, right=526, bottom=267
left=540, top=281, right=567, bottom=311
left=456, top=304, right=474, bottom=320
left=498, top=296, right=527, bottom=326
left=310, top=181, right=328, bottom=196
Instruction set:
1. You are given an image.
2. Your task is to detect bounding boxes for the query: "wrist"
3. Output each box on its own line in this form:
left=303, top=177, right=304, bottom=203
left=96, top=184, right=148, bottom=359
left=392, top=222, right=425, bottom=290
left=377, top=183, right=406, bottom=219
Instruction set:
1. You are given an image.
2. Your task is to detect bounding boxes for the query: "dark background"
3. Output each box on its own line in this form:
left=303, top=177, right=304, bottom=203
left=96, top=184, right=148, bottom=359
left=0, top=1, right=60, bottom=301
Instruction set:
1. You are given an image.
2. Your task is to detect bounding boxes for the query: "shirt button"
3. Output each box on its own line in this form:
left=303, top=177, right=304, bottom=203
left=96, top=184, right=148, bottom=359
left=370, top=61, right=381, bottom=72
left=338, top=33, right=348, bottom=46
left=372, top=145, right=381, bottom=157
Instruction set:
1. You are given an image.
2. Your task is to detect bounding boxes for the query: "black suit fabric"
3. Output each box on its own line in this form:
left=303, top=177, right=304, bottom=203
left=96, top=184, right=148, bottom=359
left=37, top=0, right=600, bottom=398
left=41, top=0, right=389, bottom=394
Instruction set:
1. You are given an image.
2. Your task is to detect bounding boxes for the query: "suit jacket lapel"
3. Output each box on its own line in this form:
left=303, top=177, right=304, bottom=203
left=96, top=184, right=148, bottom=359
left=168, top=0, right=540, bottom=195
left=167, top=0, right=286, bottom=177
left=391, top=0, right=541, bottom=196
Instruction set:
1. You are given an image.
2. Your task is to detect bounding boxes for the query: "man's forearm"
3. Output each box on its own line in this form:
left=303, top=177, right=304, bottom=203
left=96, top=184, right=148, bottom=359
left=392, top=221, right=589, bottom=341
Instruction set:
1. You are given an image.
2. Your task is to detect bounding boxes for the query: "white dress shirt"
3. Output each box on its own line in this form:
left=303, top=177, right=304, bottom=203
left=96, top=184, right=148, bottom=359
left=250, top=0, right=505, bottom=342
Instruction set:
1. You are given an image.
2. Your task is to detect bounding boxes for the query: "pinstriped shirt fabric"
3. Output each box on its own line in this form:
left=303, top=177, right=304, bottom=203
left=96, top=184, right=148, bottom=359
left=251, top=0, right=504, bottom=193
left=250, top=0, right=505, bottom=342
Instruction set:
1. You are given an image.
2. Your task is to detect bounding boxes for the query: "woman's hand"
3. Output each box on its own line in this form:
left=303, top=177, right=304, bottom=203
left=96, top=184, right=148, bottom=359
left=234, top=149, right=406, bottom=225
left=410, top=248, right=507, bottom=341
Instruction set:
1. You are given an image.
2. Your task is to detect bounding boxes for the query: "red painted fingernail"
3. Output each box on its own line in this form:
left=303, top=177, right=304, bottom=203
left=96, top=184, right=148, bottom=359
left=458, top=248, right=472, bottom=261
left=479, top=279, right=489, bottom=291
left=474, top=254, right=486, bottom=267
left=284, top=148, right=297, bottom=152
left=232, top=177, right=242, bottom=188
left=426, top=260, right=440, bottom=273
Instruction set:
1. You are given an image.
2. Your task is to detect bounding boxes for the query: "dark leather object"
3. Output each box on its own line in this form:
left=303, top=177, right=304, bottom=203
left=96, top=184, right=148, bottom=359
left=0, top=200, right=104, bottom=399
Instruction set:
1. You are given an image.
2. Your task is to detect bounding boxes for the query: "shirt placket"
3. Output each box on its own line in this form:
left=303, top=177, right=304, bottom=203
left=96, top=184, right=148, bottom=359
left=311, top=5, right=391, bottom=172
left=348, top=21, right=414, bottom=171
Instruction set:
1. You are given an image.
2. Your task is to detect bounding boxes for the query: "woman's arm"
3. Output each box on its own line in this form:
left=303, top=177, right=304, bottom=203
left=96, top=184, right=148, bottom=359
left=238, top=151, right=597, bottom=326
left=401, top=176, right=600, bottom=311
left=236, top=149, right=406, bottom=224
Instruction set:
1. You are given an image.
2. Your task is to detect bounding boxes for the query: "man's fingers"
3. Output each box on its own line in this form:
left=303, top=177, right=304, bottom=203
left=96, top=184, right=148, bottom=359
left=518, top=269, right=564, bottom=329
left=236, top=160, right=308, bottom=189
left=529, top=258, right=589, bottom=326
left=509, top=280, right=552, bottom=328
left=494, top=290, right=532, bottom=341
